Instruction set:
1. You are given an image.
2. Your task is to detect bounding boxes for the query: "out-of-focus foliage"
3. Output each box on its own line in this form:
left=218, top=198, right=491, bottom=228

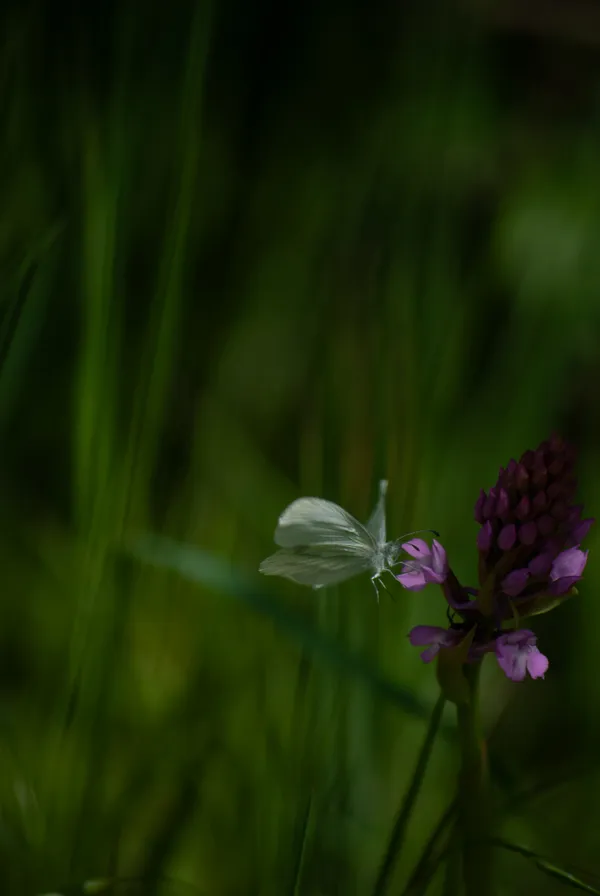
left=1, top=0, right=600, bottom=893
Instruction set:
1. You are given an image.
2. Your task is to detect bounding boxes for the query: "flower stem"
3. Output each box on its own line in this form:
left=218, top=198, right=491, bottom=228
left=372, top=692, right=446, bottom=896
left=456, top=661, right=494, bottom=896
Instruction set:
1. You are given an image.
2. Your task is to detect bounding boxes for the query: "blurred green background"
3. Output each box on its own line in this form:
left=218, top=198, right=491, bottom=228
left=1, top=0, right=600, bottom=893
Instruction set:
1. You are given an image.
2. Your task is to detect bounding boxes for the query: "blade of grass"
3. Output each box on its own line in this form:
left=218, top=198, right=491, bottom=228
left=289, top=793, right=313, bottom=896
left=402, top=801, right=456, bottom=896
left=0, top=221, right=63, bottom=425
left=121, top=0, right=213, bottom=526
left=492, top=839, right=600, bottom=895
left=36, top=874, right=207, bottom=895
left=371, top=693, right=446, bottom=896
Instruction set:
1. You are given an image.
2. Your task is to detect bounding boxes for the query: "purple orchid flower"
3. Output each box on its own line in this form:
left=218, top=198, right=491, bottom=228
left=405, top=434, right=592, bottom=687
left=408, top=623, right=550, bottom=683
left=548, top=546, right=589, bottom=595
left=474, top=433, right=594, bottom=613
left=495, top=630, right=549, bottom=682
left=408, top=625, right=464, bottom=662
left=396, top=539, right=448, bottom=591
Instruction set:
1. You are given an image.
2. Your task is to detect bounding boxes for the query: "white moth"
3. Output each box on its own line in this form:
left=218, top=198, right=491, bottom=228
left=259, top=480, right=409, bottom=598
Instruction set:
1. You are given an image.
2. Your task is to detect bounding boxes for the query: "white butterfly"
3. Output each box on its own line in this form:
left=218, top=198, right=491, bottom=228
left=259, top=480, right=432, bottom=598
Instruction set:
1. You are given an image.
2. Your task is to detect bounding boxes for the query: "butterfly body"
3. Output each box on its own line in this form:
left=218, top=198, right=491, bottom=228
left=259, top=480, right=399, bottom=595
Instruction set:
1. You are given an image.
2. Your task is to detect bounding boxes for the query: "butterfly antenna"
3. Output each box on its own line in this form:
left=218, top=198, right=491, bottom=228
left=394, top=528, right=440, bottom=544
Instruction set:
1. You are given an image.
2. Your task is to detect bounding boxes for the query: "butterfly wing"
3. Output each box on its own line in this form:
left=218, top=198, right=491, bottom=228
left=274, top=497, right=375, bottom=554
left=365, top=479, right=388, bottom=546
left=259, top=545, right=373, bottom=587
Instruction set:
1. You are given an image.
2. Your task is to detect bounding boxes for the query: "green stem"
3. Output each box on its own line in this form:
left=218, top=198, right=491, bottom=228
left=372, top=692, right=446, bottom=896
left=456, top=662, right=494, bottom=896
left=401, top=800, right=456, bottom=896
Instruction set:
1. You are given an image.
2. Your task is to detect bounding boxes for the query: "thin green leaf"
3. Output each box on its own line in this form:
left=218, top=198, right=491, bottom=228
left=402, top=802, right=456, bottom=896
left=492, top=839, right=600, bottom=895
left=0, top=221, right=63, bottom=426
left=37, top=875, right=206, bottom=895
left=371, top=693, right=446, bottom=896
left=132, top=535, right=455, bottom=732
left=289, top=794, right=313, bottom=896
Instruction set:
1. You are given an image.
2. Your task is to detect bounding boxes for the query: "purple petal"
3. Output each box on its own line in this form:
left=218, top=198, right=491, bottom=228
left=474, top=490, right=486, bottom=524
left=520, top=450, right=535, bottom=469
left=497, top=523, right=516, bottom=551
left=550, top=501, right=568, bottom=521
left=496, top=488, right=510, bottom=519
left=477, top=521, right=493, bottom=552
left=409, top=625, right=449, bottom=646
left=527, top=650, right=549, bottom=679
left=483, top=490, right=497, bottom=520
left=496, top=647, right=528, bottom=682
left=401, top=538, right=431, bottom=560
left=420, top=644, right=442, bottom=663
left=570, top=517, right=595, bottom=544
left=423, top=566, right=447, bottom=585
left=515, top=496, right=531, bottom=521
left=548, top=457, right=564, bottom=476
left=528, top=552, right=553, bottom=577
left=519, top=522, right=538, bottom=546
left=548, top=575, right=580, bottom=596
left=497, top=629, right=528, bottom=648
left=550, top=547, right=588, bottom=581
left=408, top=625, right=461, bottom=663
left=532, top=491, right=548, bottom=513
left=537, top=514, right=555, bottom=537
left=547, top=482, right=562, bottom=500
left=429, top=540, right=448, bottom=579
left=495, top=630, right=547, bottom=682
left=502, top=568, right=530, bottom=597
left=567, top=504, right=584, bottom=524
left=515, top=463, right=529, bottom=491
left=397, top=570, right=427, bottom=591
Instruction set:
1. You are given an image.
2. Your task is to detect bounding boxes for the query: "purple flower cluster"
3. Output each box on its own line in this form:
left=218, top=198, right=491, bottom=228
left=398, top=435, right=593, bottom=682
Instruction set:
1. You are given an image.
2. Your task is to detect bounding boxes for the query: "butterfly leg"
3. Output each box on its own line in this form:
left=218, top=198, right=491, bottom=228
left=372, top=573, right=395, bottom=602
left=370, top=575, right=381, bottom=603
left=377, top=568, right=403, bottom=602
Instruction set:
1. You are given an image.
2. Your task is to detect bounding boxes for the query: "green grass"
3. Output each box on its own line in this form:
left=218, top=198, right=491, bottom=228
left=0, top=1, right=599, bottom=894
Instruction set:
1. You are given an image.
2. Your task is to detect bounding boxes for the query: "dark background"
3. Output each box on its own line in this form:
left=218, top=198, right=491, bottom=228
left=1, top=0, right=599, bottom=893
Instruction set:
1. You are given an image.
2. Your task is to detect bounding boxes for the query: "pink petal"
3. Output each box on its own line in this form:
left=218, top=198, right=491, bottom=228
left=527, top=649, right=549, bottom=679
left=401, top=538, right=431, bottom=560
left=397, top=570, right=427, bottom=591
left=408, top=625, right=448, bottom=646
